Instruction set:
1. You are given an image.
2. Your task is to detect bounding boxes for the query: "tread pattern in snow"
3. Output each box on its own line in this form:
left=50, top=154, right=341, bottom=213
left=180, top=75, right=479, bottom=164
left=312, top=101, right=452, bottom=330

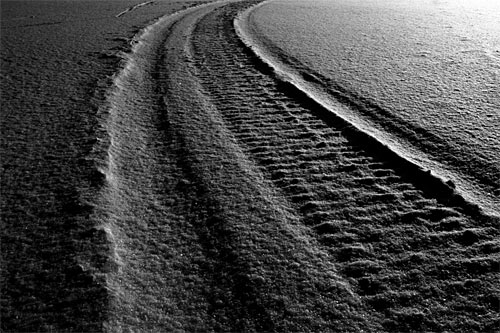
left=189, top=3, right=500, bottom=331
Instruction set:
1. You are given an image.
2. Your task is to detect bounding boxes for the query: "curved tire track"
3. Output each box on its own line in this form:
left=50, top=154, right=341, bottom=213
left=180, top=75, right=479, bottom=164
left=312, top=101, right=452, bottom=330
left=189, top=2, right=500, bottom=331
left=102, top=1, right=374, bottom=331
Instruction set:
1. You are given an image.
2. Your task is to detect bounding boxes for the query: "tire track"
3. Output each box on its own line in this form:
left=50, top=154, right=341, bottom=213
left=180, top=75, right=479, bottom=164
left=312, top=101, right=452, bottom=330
left=100, top=2, right=375, bottom=331
left=190, top=3, right=500, bottom=331
left=116, top=1, right=155, bottom=18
